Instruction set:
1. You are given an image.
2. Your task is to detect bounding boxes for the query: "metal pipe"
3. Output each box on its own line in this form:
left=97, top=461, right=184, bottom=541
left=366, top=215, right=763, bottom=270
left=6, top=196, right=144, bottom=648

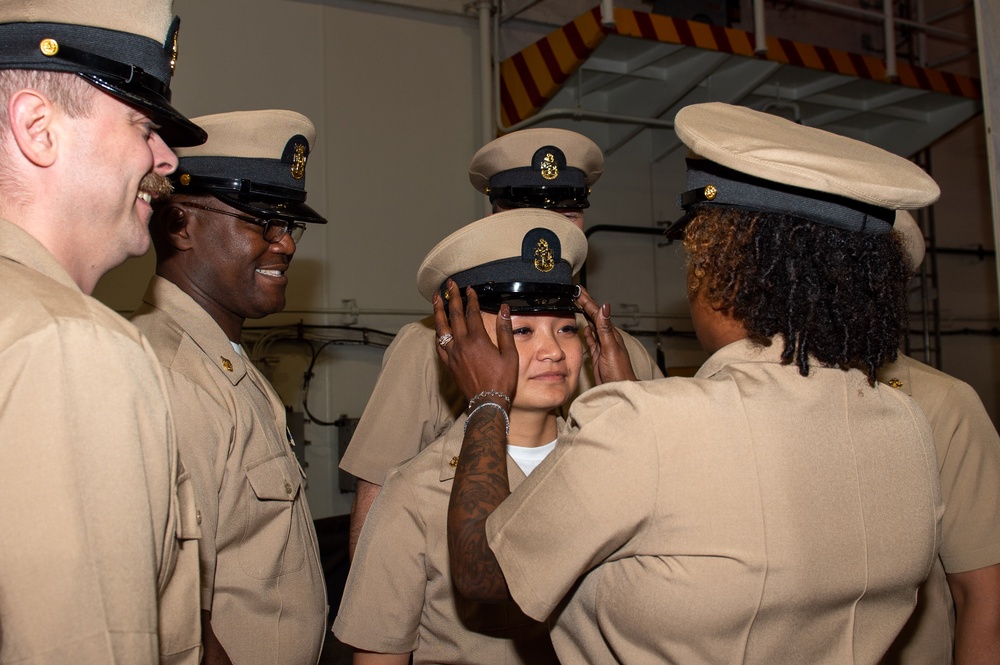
left=916, top=0, right=927, bottom=67
left=793, top=0, right=974, bottom=42
left=928, top=2, right=974, bottom=24
left=928, top=49, right=979, bottom=68
left=753, top=0, right=767, bottom=54
left=884, top=0, right=897, bottom=79
left=477, top=0, right=493, bottom=158
left=600, top=0, right=616, bottom=28
left=501, top=106, right=677, bottom=133
left=501, top=0, right=545, bottom=24
left=489, top=0, right=502, bottom=215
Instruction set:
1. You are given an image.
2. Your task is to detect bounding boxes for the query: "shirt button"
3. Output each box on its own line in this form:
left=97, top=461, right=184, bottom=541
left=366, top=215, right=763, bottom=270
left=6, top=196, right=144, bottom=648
left=284, top=481, right=293, bottom=495
left=196, top=510, right=202, bottom=525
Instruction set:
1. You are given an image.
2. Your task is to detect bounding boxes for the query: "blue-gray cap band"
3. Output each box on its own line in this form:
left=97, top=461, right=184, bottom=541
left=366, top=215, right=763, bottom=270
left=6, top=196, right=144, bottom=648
left=677, top=159, right=895, bottom=235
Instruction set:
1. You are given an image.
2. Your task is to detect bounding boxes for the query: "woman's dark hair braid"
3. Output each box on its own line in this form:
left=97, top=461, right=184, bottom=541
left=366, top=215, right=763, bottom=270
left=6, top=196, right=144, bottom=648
left=684, top=206, right=910, bottom=383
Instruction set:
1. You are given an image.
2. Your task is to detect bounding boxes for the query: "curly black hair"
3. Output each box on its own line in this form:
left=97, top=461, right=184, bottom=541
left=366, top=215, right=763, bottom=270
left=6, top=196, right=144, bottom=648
left=684, top=205, right=910, bottom=384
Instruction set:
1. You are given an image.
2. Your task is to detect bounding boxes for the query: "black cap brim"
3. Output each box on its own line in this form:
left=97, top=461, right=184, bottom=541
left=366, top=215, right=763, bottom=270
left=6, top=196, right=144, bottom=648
left=212, top=191, right=327, bottom=225
left=455, top=282, right=581, bottom=314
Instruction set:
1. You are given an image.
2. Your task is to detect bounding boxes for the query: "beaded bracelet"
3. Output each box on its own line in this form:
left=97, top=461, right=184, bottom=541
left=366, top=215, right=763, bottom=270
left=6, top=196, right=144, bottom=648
left=464, top=402, right=510, bottom=436
left=467, top=389, right=511, bottom=412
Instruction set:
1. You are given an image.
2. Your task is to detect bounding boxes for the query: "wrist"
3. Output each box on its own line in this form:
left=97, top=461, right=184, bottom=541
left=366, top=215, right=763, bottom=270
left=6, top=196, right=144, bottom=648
left=467, top=389, right=511, bottom=412
left=464, top=401, right=510, bottom=436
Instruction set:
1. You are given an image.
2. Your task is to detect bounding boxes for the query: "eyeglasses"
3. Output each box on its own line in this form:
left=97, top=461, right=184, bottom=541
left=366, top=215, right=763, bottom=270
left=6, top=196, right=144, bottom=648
left=180, top=202, right=307, bottom=244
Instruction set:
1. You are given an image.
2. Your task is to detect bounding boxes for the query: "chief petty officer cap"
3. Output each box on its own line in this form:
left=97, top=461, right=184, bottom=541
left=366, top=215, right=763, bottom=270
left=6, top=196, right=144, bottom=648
left=665, top=102, right=940, bottom=238
left=417, top=209, right=587, bottom=314
left=469, top=128, right=604, bottom=211
left=0, top=0, right=206, bottom=147
left=171, top=110, right=327, bottom=225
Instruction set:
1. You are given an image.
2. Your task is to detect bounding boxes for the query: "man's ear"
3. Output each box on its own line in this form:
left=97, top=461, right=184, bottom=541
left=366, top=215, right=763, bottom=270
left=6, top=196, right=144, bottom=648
left=159, top=204, right=194, bottom=251
left=7, top=89, right=58, bottom=167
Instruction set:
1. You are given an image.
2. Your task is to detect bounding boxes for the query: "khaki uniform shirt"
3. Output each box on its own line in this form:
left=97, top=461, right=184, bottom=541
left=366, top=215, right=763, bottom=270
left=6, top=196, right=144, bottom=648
left=340, top=315, right=662, bottom=484
left=131, top=277, right=327, bottom=665
left=0, top=219, right=201, bottom=664
left=880, top=354, right=1000, bottom=664
left=334, top=416, right=559, bottom=664
left=487, top=339, right=943, bottom=664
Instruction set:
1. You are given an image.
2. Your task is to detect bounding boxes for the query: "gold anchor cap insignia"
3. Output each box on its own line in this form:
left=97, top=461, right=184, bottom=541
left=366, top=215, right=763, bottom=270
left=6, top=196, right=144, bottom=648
left=221, top=356, right=234, bottom=372
left=39, top=38, right=59, bottom=56
left=291, top=143, right=307, bottom=180
left=540, top=152, right=559, bottom=180
left=534, top=238, right=555, bottom=273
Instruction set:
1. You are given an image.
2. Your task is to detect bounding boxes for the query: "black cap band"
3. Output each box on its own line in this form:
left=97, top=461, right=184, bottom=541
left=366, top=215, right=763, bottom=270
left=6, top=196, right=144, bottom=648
left=0, top=21, right=206, bottom=147
left=675, top=159, right=895, bottom=235
left=174, top=157, right=310, bottom=201
left=455, top=282, right=582, bottom=314
left=0, top=22, right=172, bottom=82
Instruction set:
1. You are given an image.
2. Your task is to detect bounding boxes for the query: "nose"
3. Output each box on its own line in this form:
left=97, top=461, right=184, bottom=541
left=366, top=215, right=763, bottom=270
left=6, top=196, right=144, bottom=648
left=150, top=132, right=179, bottom=175
left=269, top=228, right=297, bottom=257
left=537, top=330, right=567, bottom=362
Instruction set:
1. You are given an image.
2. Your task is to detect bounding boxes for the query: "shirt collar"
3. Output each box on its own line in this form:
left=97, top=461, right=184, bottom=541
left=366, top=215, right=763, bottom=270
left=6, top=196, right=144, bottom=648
left=141, top=275, right=248, bottom=385
left=0, top=217, right=81, bottom=292
left=694, top=337, right=788, bottom=379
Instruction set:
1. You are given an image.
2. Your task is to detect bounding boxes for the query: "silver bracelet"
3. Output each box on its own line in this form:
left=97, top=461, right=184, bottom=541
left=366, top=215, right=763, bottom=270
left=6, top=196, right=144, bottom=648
left=467, top=390, right=511, bottom=411
left=464, top=402, right=510, bottom=436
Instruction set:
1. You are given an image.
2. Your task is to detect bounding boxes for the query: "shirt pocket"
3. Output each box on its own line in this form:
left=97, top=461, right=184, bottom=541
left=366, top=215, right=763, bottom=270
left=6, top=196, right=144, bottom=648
left=238, top=453, right=306, bottom=579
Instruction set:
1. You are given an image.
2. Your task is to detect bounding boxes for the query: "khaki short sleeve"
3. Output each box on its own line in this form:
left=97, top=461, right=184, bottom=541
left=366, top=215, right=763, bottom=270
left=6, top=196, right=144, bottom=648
left=333, top=466, right=425, bottom=653
left=934, top=379, right=1000, bottom=573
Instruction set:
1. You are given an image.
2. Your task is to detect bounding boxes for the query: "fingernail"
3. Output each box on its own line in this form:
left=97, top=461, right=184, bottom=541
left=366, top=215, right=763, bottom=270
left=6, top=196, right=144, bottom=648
left=500, top=305, right=510, bottom=319
left=602, top=303, right=610, bottom=318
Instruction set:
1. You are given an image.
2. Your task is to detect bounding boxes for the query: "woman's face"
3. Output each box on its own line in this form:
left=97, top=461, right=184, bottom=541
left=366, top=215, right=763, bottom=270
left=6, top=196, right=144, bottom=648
left=481, top=311, right=583, bottom=413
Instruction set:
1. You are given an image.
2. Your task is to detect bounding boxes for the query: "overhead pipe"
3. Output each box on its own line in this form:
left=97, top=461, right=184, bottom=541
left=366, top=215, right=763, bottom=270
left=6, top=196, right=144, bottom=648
left=501, top=106, right=677, bottom=134
left=753, top=0, right=767, bottom=54
left=793, top=0, right=972, bottom=42
left=884, top=0, right=897, bottom=79
left=478, top=0, right=494, bottom=216
left=601, top=0, right=616, bottom=28
left=477, top=1, right=493, bottom=143
left=501, top=0, right=544, bottom=24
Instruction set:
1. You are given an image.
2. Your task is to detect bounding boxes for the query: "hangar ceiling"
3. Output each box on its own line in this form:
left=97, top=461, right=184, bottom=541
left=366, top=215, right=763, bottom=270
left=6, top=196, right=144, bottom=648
left=497, top=6, right=982, bottom=160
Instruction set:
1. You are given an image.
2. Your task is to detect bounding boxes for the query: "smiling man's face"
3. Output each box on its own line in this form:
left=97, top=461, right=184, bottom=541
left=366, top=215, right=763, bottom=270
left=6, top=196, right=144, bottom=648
left=175, top=194, right=297, bottom=332
left=62, top=91, right=178, bottom=269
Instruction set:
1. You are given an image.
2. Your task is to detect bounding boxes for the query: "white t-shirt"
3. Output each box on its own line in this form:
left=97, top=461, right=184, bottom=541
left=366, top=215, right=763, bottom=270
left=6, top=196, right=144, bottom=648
left=507, top=439, right=557, bottom=476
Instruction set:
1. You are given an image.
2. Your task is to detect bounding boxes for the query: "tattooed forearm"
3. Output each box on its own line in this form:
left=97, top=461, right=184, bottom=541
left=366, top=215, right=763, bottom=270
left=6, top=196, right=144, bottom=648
left=447, top=404, right=513, bottom=603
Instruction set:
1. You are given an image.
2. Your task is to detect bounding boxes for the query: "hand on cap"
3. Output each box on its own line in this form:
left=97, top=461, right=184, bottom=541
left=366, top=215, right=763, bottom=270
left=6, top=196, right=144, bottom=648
left=433, top=280, right=518, bottom=406
left=576, top=287, right=637, bottom=385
